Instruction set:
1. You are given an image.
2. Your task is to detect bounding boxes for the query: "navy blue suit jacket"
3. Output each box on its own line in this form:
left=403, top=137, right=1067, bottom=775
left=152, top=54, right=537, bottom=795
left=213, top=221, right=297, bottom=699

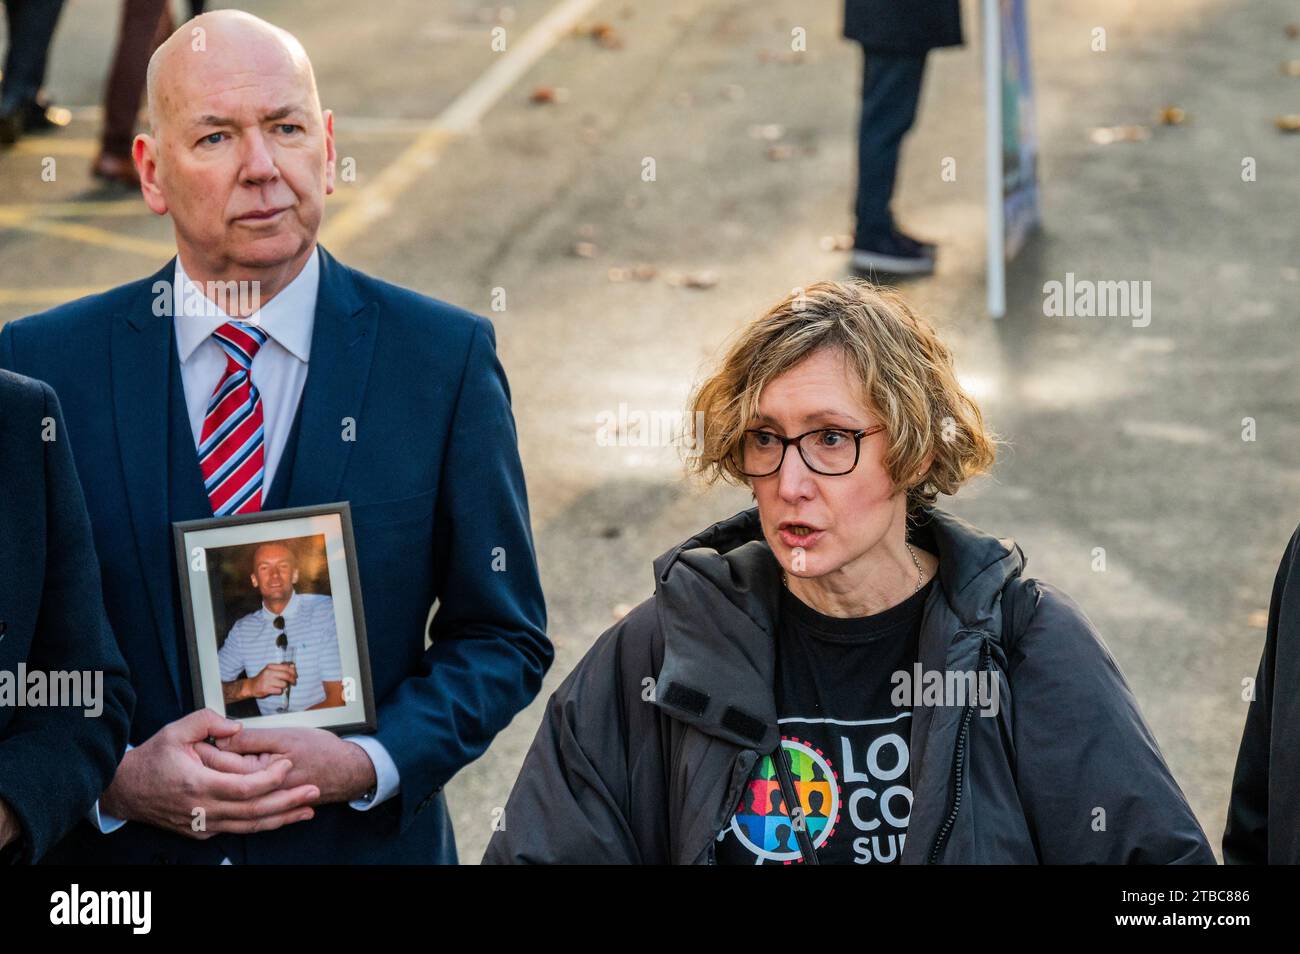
left=0, top=370, right=134, bottom=863
left=0, top=248, right=551, bottom=863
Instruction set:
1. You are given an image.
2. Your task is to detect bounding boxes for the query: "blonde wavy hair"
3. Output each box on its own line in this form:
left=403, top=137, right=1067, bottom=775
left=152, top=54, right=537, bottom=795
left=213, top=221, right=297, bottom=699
left=687, top=280, right=996, bottom=510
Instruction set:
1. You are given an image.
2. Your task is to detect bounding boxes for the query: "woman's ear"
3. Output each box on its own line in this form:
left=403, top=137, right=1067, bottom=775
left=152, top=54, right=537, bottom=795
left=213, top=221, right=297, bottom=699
left=913, top=452, right=935, bottom=485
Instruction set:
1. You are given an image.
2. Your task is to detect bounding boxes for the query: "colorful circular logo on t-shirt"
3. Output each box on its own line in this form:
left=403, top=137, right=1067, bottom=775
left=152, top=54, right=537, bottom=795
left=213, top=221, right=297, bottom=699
left=728, top=736, right=841, bottom=863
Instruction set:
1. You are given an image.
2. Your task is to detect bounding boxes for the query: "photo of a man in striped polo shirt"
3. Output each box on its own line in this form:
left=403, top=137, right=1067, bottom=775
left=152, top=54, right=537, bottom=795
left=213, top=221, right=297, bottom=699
left=218, top=540, right=344, bottom=717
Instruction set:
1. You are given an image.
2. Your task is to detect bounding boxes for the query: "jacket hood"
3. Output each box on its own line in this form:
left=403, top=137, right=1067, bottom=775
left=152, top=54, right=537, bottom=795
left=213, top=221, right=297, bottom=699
left=649, top=506, right=1026, bottom=750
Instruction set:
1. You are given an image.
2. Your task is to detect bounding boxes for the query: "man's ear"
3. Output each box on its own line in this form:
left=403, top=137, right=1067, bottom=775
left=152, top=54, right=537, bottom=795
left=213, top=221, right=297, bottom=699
left=134, top=133, right=169, bottom=215
left=322, top=108, right=336, bottom=195
left=291, top=568, right=300, bottom=585
left=250, top=574, right=259, bottom=590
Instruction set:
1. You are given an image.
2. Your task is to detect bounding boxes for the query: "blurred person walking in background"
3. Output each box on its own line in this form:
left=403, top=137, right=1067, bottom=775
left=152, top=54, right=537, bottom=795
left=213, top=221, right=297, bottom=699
left=0, top=0, right=70, bottom=145
left=92, top=0, right=205, bottom=186
left=844, top=0, right=961, bottom=277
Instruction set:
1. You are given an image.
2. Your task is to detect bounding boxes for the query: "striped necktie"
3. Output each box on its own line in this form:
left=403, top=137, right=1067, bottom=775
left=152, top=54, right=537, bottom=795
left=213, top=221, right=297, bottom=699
left=200, top=321, right=270, bottom=516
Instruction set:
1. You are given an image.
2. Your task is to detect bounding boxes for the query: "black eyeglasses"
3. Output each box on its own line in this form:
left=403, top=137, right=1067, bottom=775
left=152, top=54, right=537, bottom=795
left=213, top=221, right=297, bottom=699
left=736, top=425, right=884, bottom=477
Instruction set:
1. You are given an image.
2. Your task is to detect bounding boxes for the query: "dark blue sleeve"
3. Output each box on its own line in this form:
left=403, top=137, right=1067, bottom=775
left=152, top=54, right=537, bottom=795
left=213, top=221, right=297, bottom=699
left=0, top=381, right=135, bottom=863
left=373, top=317, right=551, bottom=832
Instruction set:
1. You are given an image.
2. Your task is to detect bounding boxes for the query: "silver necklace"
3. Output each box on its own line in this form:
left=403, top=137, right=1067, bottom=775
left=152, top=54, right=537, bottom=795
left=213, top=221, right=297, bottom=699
left=904, top=542, right=924, bottom=593
left=782, top=542, right=925, bottom=594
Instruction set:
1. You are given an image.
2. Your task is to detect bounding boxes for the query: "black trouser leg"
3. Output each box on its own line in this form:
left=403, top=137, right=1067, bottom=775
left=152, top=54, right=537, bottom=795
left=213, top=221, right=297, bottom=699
left=853, top=47, right=927, bottom=248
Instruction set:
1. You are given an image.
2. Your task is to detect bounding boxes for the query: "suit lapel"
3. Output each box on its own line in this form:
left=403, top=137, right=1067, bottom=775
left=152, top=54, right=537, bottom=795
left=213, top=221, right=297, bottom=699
left=112, top=259, right=186, bottom=710
left=285, top=246, right=377, bottom=506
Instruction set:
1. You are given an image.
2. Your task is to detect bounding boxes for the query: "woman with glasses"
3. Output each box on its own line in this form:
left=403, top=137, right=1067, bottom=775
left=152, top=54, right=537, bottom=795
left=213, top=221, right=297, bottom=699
left=484, top=281, right=1212, bottom=865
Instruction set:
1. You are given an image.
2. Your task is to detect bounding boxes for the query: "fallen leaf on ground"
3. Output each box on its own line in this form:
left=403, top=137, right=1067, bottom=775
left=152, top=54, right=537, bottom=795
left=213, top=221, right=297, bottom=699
left=581, top=22, right=624, bottom=49
left=530, top=86, right=569, bottom=104
left=1089, top=124, right=1150, bottom=144
left=1158, top=106, right=1186, bottom=125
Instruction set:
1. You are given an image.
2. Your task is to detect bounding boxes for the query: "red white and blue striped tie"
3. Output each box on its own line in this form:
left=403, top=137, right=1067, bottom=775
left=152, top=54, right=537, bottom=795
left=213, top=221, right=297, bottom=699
left=200, top=321, right=270, bottom=516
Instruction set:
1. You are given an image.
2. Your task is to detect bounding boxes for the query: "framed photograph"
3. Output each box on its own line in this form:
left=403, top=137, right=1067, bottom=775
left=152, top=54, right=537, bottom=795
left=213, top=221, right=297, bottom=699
left=173, top=503, right=376, bottom=734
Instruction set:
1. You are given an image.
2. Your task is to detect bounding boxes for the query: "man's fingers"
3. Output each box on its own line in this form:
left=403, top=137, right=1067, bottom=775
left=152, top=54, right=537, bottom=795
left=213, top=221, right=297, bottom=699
left=175, top=707, right=241, bottom=743
left=194, top=743, right=284, bottom=775
left=213, top=728, right=292, bottom=757
left=199, top=758, right=294, bottom=801
left=205, top=806, right=316, bottom=835
left=209, top=784, right=320, bottom=823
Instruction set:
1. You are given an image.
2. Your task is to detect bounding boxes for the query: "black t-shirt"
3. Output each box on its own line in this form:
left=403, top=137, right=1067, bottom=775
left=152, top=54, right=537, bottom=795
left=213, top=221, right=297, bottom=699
left=715, top=576, right=933, bottom=865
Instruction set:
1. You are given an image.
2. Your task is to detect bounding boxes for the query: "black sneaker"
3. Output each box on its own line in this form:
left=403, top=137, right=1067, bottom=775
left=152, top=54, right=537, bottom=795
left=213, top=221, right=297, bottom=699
left=850, top=230, right=936, bottom=276
left=891, top=228, right=937, bottom=257
left=0, top=106, right=22, bottom=147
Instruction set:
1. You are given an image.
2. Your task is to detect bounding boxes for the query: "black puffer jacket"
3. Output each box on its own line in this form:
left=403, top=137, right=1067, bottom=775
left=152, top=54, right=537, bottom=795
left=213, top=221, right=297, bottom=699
left=484, top=507, right=1213, bottom=864
left=1224, top=520, right=1300, bottom=863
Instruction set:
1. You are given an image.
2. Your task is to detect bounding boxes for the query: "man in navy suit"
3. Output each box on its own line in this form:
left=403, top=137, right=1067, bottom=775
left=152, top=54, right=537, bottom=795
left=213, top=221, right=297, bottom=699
left=0, top=10, right=551, bottom=863
left=0, top=370, right=134, bottom=863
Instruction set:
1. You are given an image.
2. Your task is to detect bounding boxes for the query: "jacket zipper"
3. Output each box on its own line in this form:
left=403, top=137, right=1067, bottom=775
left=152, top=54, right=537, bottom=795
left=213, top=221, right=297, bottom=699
left=927, top=638, right=991, bottom=863
left=773, top=741, right=820, bottom=865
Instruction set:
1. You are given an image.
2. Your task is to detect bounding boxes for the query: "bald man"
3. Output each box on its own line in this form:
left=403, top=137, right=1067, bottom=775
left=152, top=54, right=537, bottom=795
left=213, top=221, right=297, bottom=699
left=0, top=11, right=550, bottom=864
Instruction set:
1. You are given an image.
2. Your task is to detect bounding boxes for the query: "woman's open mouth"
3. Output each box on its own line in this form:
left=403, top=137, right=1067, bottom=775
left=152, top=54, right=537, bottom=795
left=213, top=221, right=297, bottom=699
left=777, top=522, right=824, bottom=549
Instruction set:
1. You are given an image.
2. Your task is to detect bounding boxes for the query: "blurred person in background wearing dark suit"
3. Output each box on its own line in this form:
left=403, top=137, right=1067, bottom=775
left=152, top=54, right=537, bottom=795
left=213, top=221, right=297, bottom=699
left=93, top=0, right=206, bottom=186
left=843, top=0, right=962, bottom=277
left=0, top=0, right=71, bottom=145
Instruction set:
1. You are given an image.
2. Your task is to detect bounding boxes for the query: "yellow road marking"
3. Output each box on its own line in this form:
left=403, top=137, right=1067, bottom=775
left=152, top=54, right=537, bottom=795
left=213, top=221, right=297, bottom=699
left=322, top=0, right=606, bottom=252
left=0, top=287, right=109, bottom=306
left=0, top=207, right=174, bottom=258
left=0, top=199, right=148, bottom=218
left=13, top=138, right=98, bottom=158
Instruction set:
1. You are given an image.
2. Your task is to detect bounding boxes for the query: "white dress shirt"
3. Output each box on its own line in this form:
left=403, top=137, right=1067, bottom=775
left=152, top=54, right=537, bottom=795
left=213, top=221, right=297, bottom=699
left=90, top=247, right=400, bottom=842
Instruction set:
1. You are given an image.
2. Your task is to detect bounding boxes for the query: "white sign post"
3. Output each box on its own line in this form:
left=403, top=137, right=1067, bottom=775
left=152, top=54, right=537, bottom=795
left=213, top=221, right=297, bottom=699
left=984, top=0, right=1006, bottom=319
left=985, top=0, right=1041, bottom=320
